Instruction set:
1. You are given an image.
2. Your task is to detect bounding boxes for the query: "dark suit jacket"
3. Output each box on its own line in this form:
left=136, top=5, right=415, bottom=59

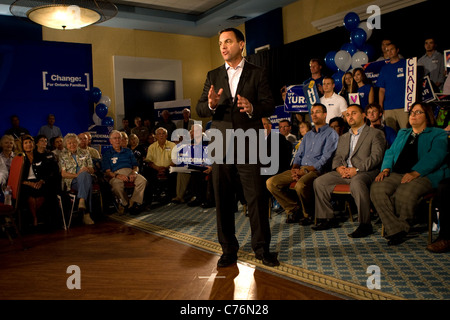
left=332, top=125, right=386, bottom=173
left=196, top=61, right=275, bottom=162
left=196, top=61, right=274, bottom=132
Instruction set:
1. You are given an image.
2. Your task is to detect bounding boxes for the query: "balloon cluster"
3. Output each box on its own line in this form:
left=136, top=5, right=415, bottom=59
left=324, top=12, right=375, bottom=92
left=91, top=87, right=114, bottom=127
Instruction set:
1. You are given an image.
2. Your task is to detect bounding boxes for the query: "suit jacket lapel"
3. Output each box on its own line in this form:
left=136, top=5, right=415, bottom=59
left=351, top=125, right=369, bottom=156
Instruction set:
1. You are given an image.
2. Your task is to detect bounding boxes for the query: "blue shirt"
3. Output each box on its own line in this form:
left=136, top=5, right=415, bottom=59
left=102, top=147, right=138, bottom=173
left=292, top=124, right=339, bottom=173
left=357, top=84, right=372, bottom=108
left=347, top=124, right=365, bottom=167
left=377, top=59, right=406, bottom=110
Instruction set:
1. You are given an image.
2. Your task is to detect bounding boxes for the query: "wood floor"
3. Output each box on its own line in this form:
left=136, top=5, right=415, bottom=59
left=0, top=218, right=343, bottom=301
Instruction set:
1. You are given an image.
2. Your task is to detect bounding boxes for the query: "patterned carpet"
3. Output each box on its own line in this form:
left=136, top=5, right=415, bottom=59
left=110, top=202, right=450, bottom=300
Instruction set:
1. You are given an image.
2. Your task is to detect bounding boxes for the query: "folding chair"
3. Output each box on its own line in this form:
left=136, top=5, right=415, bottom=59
left=0, top=153, right=26, bottom=249
left=57, top=191, right=77, bottom=230
left=332, top=184, right=354, bottom=222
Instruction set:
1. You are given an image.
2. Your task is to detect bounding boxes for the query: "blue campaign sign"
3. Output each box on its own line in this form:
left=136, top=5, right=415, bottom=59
left=421, top=76, right=436, bottom=102
left=363, top=59, right=389, bottom=86
left=284, top=83, right=319, bottom=113
left=269, top=105, right=291, bottom=129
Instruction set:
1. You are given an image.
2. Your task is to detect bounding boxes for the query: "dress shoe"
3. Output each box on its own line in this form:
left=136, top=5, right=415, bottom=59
left=387, top=231, right=407, bottom=246
left=129, top=203, right=142, bottom=215
left=201, top=201, right=215, bottom=209
left=299, top=217, right=313, bottom=226
left=171, top=197, right=184, bottom=204
left=311, top=219, right=339, bottom=231
left=255, top=252, right=280, bottom=267
left=187, top=198, right=202, bottom=207
left=285, top=211, right=300, bottom=223
left=217, top=254, right=238, bottom=268
left=348, top=223, right=373, bottom=238
left=426, top=238, right=450, bottom=253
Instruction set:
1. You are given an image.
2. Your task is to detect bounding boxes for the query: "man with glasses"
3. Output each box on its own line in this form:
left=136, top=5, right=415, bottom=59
left=313, top=104, right=386, bottom=238
left=267, top=103, right=339, bottom=225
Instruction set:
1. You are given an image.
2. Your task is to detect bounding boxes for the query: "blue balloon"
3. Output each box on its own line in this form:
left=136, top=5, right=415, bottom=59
left=90, top=87, right=102, bottom=104
left=324, top=51, right=338, bottom=72
left=341, top=43, right=358, bottom=56
left=343, top=12, right=360, bottom=31
left=360, top=43, right=375, bottom=61
left=332, top=71, right=345, bottom=93
left=350, top=28, right=367, bottom=50
left=102, top=116, right=114, bottom=126
left=95, top=103, right=108, bottom=119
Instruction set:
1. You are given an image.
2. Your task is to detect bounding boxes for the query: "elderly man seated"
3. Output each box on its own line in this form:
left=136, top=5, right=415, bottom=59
left=144, top=127, right=177, bottom=203
left=102, top=130, right=147, bottom=215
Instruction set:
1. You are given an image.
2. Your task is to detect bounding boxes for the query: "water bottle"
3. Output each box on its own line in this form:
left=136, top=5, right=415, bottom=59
left=4, top=185, right=12, bottom=206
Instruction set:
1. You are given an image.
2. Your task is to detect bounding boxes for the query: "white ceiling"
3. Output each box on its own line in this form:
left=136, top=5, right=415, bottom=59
left=0, top=0, right=299, bottom=37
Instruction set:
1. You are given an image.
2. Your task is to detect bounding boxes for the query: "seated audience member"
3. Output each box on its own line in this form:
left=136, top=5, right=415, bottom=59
left=370, top=102, right=450, bottom=246
left=120, top=131, right=129, bottom=148
left=131, top=117, right=150, bottom=145
left=313, top=104, right=386, bottom=238
left=78, top=132, right=101, bottom=160
left=19, top=135, right=61, bottom=228
left=59, top=133, right=95, bottom=225
left=176, top=108, right=194, bottom=131
left=102, top=130, right=147, bottom=215
left=144, top=127, right=176, bottom=202
left=267, top=103, right=339, bottom=225
left=320, top=77, right=348, bottom=124
left=365, top=103, right=397, bottom=148
left=339, top=71, right=358, bottom=105
left=293, top=121, right=312, bottom=153
left=4, top=115, right=30, bottom=139
left=262, top=117, right=293, bottom=175
left=353, top=68, right=374, bottom=108
left=427, top=176, right=450, bottom=253
left=155, top=110, right=177, bottom=141
left=129, top=133, right=146, bottom=174
left=328, top=117, right=348, bottom=136
left=38, top=114, right=63, bottom=146
left=0, top=134, right=16, bottom=173
left=278, top=119, right=297, bottom=145
left=0, top=157, right=7, bottom=187
left=119, top=118, right=132, bottom=136
left=179, top=124, right=214, bottom=207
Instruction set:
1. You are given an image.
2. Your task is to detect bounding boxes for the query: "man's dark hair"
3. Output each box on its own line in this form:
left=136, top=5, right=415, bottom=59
left=312, top=103, right=327, bottom=114
left=219, top=28, right=245, bottom=43
left=348, top=104, right=365, bottom=113
left=279, top=119, right=291, bottom=126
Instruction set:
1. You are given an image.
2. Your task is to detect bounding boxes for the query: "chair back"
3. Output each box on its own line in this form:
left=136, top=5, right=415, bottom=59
left=7, top=153, right=25, bottom=201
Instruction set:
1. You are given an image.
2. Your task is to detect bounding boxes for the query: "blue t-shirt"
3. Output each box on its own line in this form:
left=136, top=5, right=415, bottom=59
left=102, top=147, right=139, bottom=173
left=377, top=59, right=406, bottom=110
left=357, top=84, right=372, bottom=108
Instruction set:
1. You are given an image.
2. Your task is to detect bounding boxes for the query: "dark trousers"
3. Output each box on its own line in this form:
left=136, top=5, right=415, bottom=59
left=212, top=163, right=271, bottom=257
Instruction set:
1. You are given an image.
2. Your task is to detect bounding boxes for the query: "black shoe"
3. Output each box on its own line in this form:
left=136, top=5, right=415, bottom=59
left=217, top=254, right=238, bottom=268
left=255, top=252, right=280, bottom=267
left=285, top=211, right=300, bottom=223
left=348, top=223, right=373, bottom=238
left=387, top=231, right=407, bottom=246
left=299, top=217, right=313, bottom=226
left=129, top=203, right=143, bottom=215
left=201, top=201, right=215, bottom=209
left=187, top=198, right=202, bottom=207
left=311, top=219, right=339, bottom=231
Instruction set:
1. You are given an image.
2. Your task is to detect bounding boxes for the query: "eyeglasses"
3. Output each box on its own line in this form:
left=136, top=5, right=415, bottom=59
left=410, top=110, right=425, bottom=116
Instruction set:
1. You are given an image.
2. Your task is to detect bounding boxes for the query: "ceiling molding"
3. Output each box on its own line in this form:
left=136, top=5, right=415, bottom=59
left=311, top=0, right=427, bottom=32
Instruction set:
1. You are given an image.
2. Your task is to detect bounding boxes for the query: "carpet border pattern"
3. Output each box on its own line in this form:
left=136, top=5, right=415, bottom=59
left=111, top=214, right=403, bottom=300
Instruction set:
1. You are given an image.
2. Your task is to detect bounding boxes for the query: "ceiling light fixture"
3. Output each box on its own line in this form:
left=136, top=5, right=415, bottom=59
left=10, top=0, right=118, bottom=30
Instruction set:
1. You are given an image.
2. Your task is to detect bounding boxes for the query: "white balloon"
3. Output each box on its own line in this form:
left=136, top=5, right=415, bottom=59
left=92, top=113, right=102, bottom=125
left=358, top=22, right=372, bottom=40
left=351, top=51, right=369, bottom=69
left=335, top=50, right=352, bottom=72
left=98, top=95, right=111, bottom=107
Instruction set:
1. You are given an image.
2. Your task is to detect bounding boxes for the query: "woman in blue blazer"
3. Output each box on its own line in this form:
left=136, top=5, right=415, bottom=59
left=370, top=102, right=450, bottom=245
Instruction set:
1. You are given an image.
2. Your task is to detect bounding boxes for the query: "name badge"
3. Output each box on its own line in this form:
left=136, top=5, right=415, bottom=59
left=111, top=157, right=118, bottom=164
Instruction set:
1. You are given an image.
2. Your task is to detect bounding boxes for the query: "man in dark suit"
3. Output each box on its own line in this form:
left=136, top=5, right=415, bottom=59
left=313, top=104, right=386, bottom=238
left=196, top=28, right=279, bottom=267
